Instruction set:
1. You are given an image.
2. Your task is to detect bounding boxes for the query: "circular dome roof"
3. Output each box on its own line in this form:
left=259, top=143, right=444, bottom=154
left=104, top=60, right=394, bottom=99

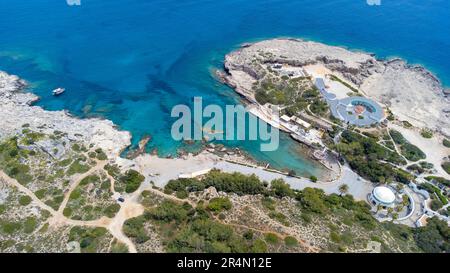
left=373, top=186, right=396, bottom=204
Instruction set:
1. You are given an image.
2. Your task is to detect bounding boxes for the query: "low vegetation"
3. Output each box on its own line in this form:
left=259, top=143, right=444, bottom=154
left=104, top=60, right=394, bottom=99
left=115, top=169, right=145, bottom=193
left=441, top=162, right=450, bottom=175
left=329, top=75, right=359, bottom=93
left=124, top=200, right=269, bottom=253
left=389, top=130, right=426, bottom=162
left=333, top=130, right=412, bottom=183
left=420, top=128, right=433, bottom=139
left=443, top=139, right=450, bottom=148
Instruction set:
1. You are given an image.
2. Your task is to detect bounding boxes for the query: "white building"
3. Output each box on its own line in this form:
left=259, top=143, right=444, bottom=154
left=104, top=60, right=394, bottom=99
left=369, top=186, right=396, bottom=208
left=280, top=115, right=291, bottom=122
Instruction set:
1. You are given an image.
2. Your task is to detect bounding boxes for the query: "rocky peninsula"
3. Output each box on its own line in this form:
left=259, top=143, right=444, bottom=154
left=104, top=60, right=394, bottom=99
left=223, top=38, right=450, bottom=136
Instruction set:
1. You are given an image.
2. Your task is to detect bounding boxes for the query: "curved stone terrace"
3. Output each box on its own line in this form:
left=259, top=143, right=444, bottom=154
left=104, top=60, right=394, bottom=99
left=315, top=78, right=385, bottom=126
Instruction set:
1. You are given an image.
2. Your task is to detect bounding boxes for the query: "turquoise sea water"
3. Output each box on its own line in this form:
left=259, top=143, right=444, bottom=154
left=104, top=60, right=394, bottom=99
left=0, top=0, right=449, bottom=176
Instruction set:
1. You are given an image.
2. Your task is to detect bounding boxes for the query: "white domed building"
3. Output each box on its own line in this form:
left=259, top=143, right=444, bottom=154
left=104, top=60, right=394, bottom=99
left=369, top=186, right=397, bottom=208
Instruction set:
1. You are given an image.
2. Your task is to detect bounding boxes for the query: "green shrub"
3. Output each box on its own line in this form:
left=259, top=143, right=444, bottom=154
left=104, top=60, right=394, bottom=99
left=100, top=180, right=111, bottom=190
left=389, top=130, right=425, bottom=161
left=300, top=212, right=312, bottom=224
left=420, top=129, right=433, bottom=139
left=441, top=162, right=450, bottom=175
left=419, top=161, right=434, bottom=169
left=207, top=197, right=232, bottom=212
left=415, top=217, right=449, bottom=253
left=264, top=233, right=279, bottom=244
left=389, top=130, right=406, bottom=145
left=69, top=189, right=82, bottom=200
left=111, top=242, right=129, bottom=253
left=1, top=221, right=21, bottom=234
left=430, top=200, right=444, bottom=211
left=104, top=204, right=121, bottom=218
left=63, top=207, right=72, bottom=217
left=68, top=226, right=108, bottom=253
left=261, top=197, right=276, bottom=210
left=67, top=160, right=90, bottom=176
left=251, top=239, right=267, bottom=253
left=284, top=236, right=298, bottom=247
left=58, top=158, right=72, bottom=167
left=330, top=231, right=341, bottom=243
left=79, top=175, right=100, bottom=186
left=268, top=211, right=288, bottom=226
left=203, top=170, right=267, bottom=196
left=334, top=130, right=409, bottom=183
left=104, top=164, right=121, bottom=178
left=270, top=179, right=295, bottom=198
left=310, top=176, right=318, bottom=183
left=120, top=170, right=145, bottom=193
left=18, top=195, right=32, bottom=206
left=175, top=190, right=188, bottom=199
left=419, top=183, right=448, bottom=205
left=297, top=188, right=327, bottom=215
left=24, top=217, right=37, bottom=234
left=147, top=201, right=190, bottom=223
left=95, top=148, right=108, bottom=161
left=443, top=139, right=450, bottom=148
left=424, top=176, right=450, bottom=187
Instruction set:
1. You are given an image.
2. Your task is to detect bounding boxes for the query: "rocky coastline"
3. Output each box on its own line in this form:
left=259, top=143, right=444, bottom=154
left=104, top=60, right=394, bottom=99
left=0, top=71, right=132, bottom=158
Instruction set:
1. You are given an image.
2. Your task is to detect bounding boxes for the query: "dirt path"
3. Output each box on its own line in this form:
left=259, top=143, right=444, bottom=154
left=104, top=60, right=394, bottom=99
left=0, top=171, right=57, bottom=215
left=389, top=123, right=450, bottom=179
left=57, top=160, right=107, bottom=214
left=1, top=163, right=140, bottom=253
left=221, top=220, right=318, bottom=253
left=106, top=197, right=144, bottom=253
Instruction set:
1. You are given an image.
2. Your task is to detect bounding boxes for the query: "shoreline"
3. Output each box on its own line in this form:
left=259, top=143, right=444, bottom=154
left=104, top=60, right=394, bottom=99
left=243, top=36, right=450, bottom=90
left=0, top=69, right=334, bottom=182
left=222, top=38, right=449, bottom=137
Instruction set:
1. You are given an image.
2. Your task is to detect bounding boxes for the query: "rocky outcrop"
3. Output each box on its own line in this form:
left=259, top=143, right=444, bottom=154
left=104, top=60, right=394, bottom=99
left=0, top=71, right=131, bottom=157
left=224, top=39, right=450, bottom=136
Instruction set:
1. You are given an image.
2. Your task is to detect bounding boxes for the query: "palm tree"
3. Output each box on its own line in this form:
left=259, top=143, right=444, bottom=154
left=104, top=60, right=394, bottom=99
left=338, top=184, right=349, bottom=196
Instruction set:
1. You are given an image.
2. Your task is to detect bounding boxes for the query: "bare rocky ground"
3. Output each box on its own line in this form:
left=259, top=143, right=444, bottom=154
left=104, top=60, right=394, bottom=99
left=0, top=71, right=131, bottom=158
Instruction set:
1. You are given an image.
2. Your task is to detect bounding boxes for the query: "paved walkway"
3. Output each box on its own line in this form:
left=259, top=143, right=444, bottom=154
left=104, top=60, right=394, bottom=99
left=214, top=162, right=373, bottom=200
left=134, top=152, right=373, bottom=201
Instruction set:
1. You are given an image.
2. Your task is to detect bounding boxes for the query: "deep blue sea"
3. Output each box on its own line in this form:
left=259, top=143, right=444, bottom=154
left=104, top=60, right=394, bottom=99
left=0, top=0, right=449, bottom=176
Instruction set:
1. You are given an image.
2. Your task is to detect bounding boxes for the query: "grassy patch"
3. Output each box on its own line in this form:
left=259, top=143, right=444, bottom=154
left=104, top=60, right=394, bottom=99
left=420, top=129, right=433, bottom=139
left=443, top=139, right=450, bottom=148
left=67, top=159, right=90, bottom=176
left=207, top=197, right=232, bottom=213
left=264, top=233, right=280, bottom=244
left=441, top=162, right=450, bottom=175
left=117, top=170, right=145, bottom=193
left=23, top=217, right=37, bottom=234
left=284, top=236, right=298, bottom=247
left=18, top=195, right=32, bottom=206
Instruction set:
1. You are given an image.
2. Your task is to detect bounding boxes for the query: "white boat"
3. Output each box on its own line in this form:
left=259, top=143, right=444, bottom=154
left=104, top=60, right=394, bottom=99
left=52, top=88, right=65, bottom=96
